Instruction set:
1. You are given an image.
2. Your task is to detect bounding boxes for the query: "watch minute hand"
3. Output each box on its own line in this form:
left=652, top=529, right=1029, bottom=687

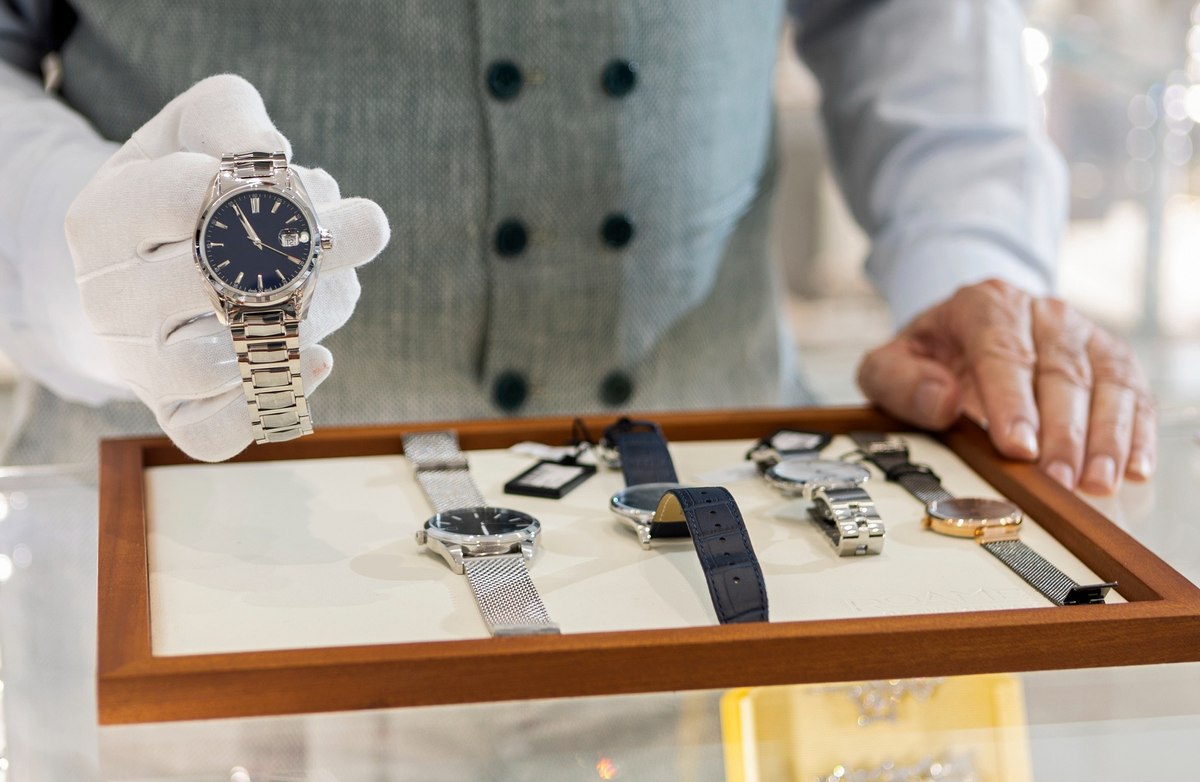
left=231, top=203, right=264, bottom=246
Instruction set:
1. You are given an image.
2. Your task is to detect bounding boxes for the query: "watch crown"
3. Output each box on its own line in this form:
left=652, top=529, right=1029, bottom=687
left=319, top=228, right=334, bottom=251
left=415, top=530, right=427, bottom=545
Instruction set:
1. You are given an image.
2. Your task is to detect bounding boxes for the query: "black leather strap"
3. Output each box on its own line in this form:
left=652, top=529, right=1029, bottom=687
left=604, top=418, right=679, bottom=486
left=654, top=487, right=769, bottom=624
left=850, top=431, right=953, bottom=504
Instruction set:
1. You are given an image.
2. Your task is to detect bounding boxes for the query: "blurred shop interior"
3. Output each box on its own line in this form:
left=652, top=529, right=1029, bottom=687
left=1, top=0, right=1199, bottom=446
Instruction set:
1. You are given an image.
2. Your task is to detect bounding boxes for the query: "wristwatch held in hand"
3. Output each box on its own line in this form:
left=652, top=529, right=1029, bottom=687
left=194, top=152, right=332, bottom=445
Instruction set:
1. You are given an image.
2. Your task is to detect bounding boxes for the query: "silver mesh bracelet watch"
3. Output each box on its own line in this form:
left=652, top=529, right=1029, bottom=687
left=851, top=432, right=1116, bottom=606
left=404, top=431, right=560, bottom=636
left=194, top=152, right=333, bottom=445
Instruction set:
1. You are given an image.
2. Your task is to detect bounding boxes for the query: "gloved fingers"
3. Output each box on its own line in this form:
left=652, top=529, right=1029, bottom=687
left=291, top=165, right=341, bottom=208
left=76, top=255, right=217, bottom=339
left=158, top=344, right=334, bottom=463
left=127, top=74, right=291, bottom=162
left=315, top=197, right=390, bottom=273
left=67, top=151, right=217, bottom=274
left=302, top=267, right=362, bottom=345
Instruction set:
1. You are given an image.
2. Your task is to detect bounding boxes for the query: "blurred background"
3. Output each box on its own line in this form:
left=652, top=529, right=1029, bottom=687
left=1, top=0, right=1199, bottom=449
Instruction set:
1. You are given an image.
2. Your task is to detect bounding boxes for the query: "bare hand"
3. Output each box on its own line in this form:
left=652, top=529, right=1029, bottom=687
left=856, top=279, right=1155, bottom=494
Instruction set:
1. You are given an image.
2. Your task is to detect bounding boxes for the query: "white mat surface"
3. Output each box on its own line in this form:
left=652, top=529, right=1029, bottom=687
left=143, top=434, right=1121, bottom=656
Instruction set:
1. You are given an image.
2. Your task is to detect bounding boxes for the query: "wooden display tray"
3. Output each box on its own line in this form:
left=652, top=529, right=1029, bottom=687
left=97, top=407, right=1200, bottom=724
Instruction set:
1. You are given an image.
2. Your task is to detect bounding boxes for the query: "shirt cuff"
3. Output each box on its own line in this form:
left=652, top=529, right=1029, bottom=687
left=870, top=233, right=1056, bottom=330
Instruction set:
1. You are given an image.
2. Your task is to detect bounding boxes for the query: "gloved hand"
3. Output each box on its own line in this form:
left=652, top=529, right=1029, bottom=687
left=65, top=74, right=390, bottom=462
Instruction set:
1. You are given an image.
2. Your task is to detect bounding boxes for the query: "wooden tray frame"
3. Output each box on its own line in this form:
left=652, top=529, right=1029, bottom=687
left=97, top=406, right=1200, bottom=724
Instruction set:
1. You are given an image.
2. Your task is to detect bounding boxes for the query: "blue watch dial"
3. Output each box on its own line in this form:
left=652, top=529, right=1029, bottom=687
left=202, top=190, right=312, bottom=294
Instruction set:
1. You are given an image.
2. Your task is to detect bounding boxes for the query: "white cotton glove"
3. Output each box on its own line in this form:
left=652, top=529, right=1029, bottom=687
left=64, top=74, right=390, bottom=462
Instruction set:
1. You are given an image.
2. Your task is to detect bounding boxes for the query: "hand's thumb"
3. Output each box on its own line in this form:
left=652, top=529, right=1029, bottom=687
left=856, top=338, right=961, bottom=430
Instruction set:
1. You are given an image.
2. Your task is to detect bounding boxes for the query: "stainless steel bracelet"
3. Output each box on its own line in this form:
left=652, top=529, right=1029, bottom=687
left=232, top=308, right=312, bottom=444
left=811, top=486, right=886, bottom=556
left=402, top=431, right=487, bottom=512
left=223, top=151, right=313, bottom=445
left=463, top=554, right=560, bottom=635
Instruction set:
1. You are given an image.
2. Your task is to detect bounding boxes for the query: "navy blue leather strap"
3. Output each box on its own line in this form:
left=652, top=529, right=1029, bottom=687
left=654, top=487, right=769, bottom=624
left=604, top=419, right=679, bottom=486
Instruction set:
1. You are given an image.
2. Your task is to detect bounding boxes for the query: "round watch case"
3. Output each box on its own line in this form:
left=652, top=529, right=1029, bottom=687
left=417, top=505, right=541, bottom=552
left=609, top=481, right=689, bottom=526
left=194, top=181, right=321, bottom=308
left=924, top=497, right=1023, bottom=538
left=764, top=458, right=870, bottom=497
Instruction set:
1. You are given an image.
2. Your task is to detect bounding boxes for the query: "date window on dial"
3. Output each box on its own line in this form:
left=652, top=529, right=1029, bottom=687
left=278, top=229, right=309, bottom=248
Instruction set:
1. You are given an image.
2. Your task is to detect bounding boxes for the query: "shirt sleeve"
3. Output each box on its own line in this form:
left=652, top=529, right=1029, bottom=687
left=793, top=0, right=1068, bottom=328
left=0, top=58, right=130, bottom=405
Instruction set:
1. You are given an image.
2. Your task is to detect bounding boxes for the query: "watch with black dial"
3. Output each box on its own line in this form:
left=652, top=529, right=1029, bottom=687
left=850, top=432, right=1116, bottom=606
left=601, top=418, right=691, bottom=548
left=194, top=152, right=332, bottom=444
left=652, top=487, right=769, bottom=624
left=763, top=458, right=886, bottom=556
left=403, top=431, right=560, bottom=636
left=746, top=428, right=833, bottom=471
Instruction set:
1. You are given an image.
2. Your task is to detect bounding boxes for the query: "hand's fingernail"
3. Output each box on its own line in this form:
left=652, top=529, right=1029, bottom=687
left=1084, top=455, right=1117, bottom=490
left=1008, top=420, right=1039, bottom=458
left=914, top=380, right=949, bottom=422
left=1128, top=451, right=1154, bottom=479
left=1045, top=460, right=1075, bottom=489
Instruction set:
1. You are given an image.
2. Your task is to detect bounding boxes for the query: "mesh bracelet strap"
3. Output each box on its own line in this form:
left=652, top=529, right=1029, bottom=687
left=463, top=554, right=560, bottom=635
left=402, top=431, right=486, bottom=512
left=232, top=308, right=312, bottom=444
left=850, top=431, right=1114, bottom=606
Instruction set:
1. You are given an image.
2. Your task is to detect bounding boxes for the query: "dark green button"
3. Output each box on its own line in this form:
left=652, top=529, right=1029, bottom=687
left=601, top=213, right=635, bottom=248
left=599, top=371, right=634, bottom=406
left=493, top=371, right=529, bottom=412
left=601, top=60, right=638, bottom=98
left=494, top=220, right=528, bottom=257
left=486, top=61, right=523, bottom=101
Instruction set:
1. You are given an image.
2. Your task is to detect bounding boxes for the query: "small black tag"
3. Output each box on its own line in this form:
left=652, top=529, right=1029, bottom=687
left=504, top=460, right=597, bottom=499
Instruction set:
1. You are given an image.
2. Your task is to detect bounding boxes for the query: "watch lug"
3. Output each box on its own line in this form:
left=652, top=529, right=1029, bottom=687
left=520, top=540, right=536, bottom=561
left=637, top=526, right=652, bottom=550
left=425, top=539, right=466, bottom=575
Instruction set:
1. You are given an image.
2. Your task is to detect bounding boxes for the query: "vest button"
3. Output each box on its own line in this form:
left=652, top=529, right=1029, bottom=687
left=601, top=60, right=638, bottom=98
left=486, top=61, right=524, bottom=101
left=493, top=371, right=529, bottom=412
left=599, top=371, right=634, bottom=406
left=601, top=213, right=635, bottom=249
left=494, top=220, right=528, bottom=257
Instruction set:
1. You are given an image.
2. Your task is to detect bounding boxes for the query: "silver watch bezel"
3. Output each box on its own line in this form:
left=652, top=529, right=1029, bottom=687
left=764, top=458, right=870, bottom=498
left=194, top=179, right=322, bottom=309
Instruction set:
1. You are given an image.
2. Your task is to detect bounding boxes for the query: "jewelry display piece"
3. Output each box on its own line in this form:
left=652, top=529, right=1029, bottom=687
left=815, top=678, right=945, bottom=726
left=850, top=432, right=1115, bottom=606
left=652, top=487, right=769, bottom=623
left=816, top=752, right=980, bottom=782
left=404, top=431, right=560, bottom=636
left=602, top=418, right=692, bottom=548
left=194, top=151, right=333, bottom=444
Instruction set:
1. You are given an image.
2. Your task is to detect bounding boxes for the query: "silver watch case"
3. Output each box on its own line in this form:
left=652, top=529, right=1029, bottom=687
left=193, top=167, right=326, bottom=324
left=764, top=458, right=871, bottom=499
left=415, top=507, right=541, bottom=575
left=609, top=481, right=689, bottom=549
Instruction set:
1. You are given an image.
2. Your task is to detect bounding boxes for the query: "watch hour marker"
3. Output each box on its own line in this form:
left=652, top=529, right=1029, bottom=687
left=216, top=260, right=231, bottom=270
left=250, top=195, right=261, bottom=214
left=275, top=269, right=287, bottom=283
left=208, top=241, right=224, bottom=248
left=285, top=214, right=299, bottom=224
left=271, top=199, right=281, bottom=214
left=212, top=220, right=228, bottom=229
left=233, top=271, right=245, bottom=286
left=257, top=274, right=264, bottom=292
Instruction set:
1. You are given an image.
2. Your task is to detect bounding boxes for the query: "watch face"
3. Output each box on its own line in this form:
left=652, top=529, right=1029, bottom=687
left=610, top=481, right=688, bottom=523
left=427, top=506, right=537, bottom=538
left=927, top=497, right=1021, bottom=522
left=768, top=459, right=869, bottom=490
left=200, top=189, right=313, bottom=294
